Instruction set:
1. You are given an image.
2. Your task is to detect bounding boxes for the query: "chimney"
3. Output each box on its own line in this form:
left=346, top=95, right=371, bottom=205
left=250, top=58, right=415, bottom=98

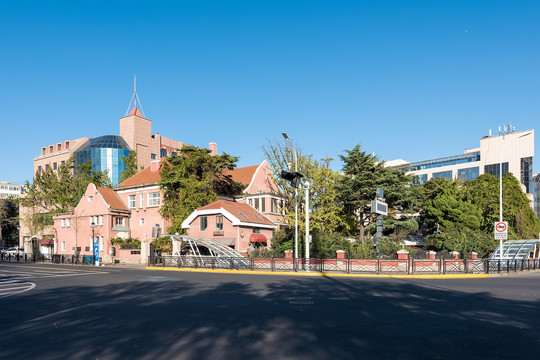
left=209, top=142, right=217, bottom=156
left=150, top=160, right=161, bottom=173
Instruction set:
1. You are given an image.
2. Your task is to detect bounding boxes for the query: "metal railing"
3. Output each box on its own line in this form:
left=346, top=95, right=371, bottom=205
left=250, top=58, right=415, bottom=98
left=150, top=256, right=540, bottom=275
left=0, top=253, right=98, bottom=265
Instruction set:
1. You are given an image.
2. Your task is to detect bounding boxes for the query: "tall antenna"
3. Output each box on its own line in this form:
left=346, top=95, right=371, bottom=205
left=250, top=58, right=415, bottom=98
left=125, top=74, right=146, bottom=117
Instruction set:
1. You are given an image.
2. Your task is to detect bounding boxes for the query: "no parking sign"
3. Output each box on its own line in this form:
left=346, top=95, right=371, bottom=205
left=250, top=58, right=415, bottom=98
left=494, top=221, right=508, bottom=240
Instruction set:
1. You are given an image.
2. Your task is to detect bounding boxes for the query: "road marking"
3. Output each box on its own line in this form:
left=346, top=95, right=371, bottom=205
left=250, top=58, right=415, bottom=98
left=0, top=280, right=35, bottom=298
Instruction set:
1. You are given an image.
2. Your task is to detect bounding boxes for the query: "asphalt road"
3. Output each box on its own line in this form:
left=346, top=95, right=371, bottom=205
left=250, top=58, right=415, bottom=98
left=1, top=263, right=539, bottom=360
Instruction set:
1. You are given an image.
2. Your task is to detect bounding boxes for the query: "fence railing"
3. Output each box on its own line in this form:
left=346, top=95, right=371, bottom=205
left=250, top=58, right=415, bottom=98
left=2, top=253, right=539, bottom=275
left=0, top=253, right=98, bottom=265
left=152, top=255, right=540, bottom=275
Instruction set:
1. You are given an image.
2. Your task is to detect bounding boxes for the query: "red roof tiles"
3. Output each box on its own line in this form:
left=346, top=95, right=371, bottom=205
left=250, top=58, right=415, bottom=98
left=97, top=187, right=128, bottom=211
left=199, top=200, right=274, bottom=226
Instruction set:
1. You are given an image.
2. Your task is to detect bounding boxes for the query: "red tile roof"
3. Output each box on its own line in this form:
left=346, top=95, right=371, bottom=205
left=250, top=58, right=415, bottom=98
left=97, top=187, right=128, bottom=211
left=115, top=166, right=161, bottom=189
left=223, top=164, right=258, bottom=186
left=199, top=200, right=274, bottom=226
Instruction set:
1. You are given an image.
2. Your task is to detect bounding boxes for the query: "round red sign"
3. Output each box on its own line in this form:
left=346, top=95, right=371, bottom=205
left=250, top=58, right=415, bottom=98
left=495, top=222, right=507, bottom=232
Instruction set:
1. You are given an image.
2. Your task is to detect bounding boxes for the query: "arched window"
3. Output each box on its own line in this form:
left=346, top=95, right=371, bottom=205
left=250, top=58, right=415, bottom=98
left=160, top=149, right=167, bottom=158
left=171, top=152, right=177, bottom=156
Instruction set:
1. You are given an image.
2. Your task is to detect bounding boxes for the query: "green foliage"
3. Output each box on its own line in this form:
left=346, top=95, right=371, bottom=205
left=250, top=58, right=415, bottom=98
left=23, top=156, right=112, bottom=215
left=263, top=139, right=347, bottom=236
left=33, top=212, right=53, bottom=227
left=424, top=225, right=497, bottom=257
left=268, top=230, right=294, bottom=256
left=420, top=177, right=482, bottom=232
left=348, top=238, right=376, bottom=259
left=154, top=236, right=172, bottom=254
left=111, top=237, right=141, bottom=249
left=159, top=146, right=244, bottom=234
left=248, top=247, right=283, bottom=258
left=0, top=198, right=19, bottom=241
left=119, top=151, right=139, bottom=184
left=338, top=144, right=414, bottom=240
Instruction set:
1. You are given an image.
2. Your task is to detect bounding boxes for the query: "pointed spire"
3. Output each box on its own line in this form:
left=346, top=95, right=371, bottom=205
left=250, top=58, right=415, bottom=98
left=125, top=74, right=146, bottom=117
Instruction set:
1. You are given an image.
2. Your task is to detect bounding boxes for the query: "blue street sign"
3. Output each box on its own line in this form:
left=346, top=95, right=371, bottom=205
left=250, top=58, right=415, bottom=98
left=94, top=242, right=100, bottom=266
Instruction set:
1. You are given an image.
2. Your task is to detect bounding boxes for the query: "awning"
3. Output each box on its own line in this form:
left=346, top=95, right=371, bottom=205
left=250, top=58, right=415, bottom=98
left=39, top=238, right=54, bottom=245
left=249, top=234, right=267, bottom=243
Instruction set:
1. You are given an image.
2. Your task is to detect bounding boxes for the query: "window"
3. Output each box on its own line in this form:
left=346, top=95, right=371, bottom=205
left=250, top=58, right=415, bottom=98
left=115, top=217, right=124, bottom=227
left=90, top=216, right=98, bottom=226
left=99, top=215, right=103, bottom=226
left=61, top=241, right=66, bottom=252
left=215, top=215, right=224, bottom=231
left=457, top=167, right=479, bottom=182
left=485, top=162, right=508, bottom=179
left=37, top=166, right=42, bottom=174
left=254, top=198, right=260, bottom=211
left=61, top=219, right=65, bottom=227
left=200, top=216, right=208, bottom=231
left=53, top=162, right=57, bottom=170
left=66, top=218, right=71, bottom=227
left=65, top=141, right=69, bottom=149
left=160, top=149, right=167, bottom=158
left=49, top=145, right=54, bottom=153
left=99, top=236, right=104, bottom=251
left=45, top=164, right=50, bottom=171
left=88, top=196, right=94, bottom=202
left=432, top=170, right=452, bottom=180
left=521, top=157, right=533, bottom=193
left=271, top=198, right=280, bottom=213
left=412, top=174, right=428, bottom=185
left=140, top=194, right=144, bottom=207
left=128, top=195, right=136, bottom=208
left=151, top=153, right=157, bottom=160
left=140, top=218, right=145, bottom=226
left=61, top=160, right=65, bottom=166
left=148, top=192, right=160, bottom=206
left=57, top=144, right=62, bottom=151
left=42, top=148, right=46, bottom=155
left=253, top=227, right=261, bottom=234
left=238, top=212, right=249, bottom=219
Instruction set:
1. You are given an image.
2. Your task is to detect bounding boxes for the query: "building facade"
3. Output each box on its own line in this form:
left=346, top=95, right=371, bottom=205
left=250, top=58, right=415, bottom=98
left=0, top=181, right=26, bottom=198
left=181, top=200, right=276, bottom=254
left=385, top=127, right=537, bottom=216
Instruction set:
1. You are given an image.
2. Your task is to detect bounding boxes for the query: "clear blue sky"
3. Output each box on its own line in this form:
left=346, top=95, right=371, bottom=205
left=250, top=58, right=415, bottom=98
left=1, top=0, right=539, bottom=185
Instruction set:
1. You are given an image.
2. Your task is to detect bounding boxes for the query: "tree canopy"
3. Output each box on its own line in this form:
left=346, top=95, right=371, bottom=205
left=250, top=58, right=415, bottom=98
left=159, top=146, right=244, bottom=234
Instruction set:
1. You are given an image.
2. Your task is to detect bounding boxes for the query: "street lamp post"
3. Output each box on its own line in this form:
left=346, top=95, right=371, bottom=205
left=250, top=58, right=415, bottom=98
left=304, top=181, right=310, bottom=271
left=282, top=132, right=299, bottom=263
left=90, top=221, right=97, bottom=266
left=498, top=132, right=532, bottom=259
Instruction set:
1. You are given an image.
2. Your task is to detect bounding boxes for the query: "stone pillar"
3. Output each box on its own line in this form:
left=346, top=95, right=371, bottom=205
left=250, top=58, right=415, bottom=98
left=471, top=252, right=478, bottom=260
left=397, top=249, right=409, bottom=260
left=336, top=250, right=345, bottom=260
left=450, top=251, right=460, bottom=259
left=427, top=251, right=436, bottom=260
left=141, top=234, right=152, bottom=265
left=285, top=250, right=293, bottom=259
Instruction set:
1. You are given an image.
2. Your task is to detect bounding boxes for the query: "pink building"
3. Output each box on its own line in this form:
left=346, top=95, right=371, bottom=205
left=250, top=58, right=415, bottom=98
left=53, top=183, right=132, bottom=263
left=181, top=200, right=276, bottom=254
left=224, top=160, right=285, bottom=228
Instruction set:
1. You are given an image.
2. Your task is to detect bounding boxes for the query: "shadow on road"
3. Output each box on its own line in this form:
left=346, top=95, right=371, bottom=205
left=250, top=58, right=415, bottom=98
left=1, top=274, right=538, bottom=359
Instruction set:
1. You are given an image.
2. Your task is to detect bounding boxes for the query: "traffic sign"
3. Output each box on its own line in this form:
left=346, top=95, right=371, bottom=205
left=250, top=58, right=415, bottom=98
left=371, top=199, right=388, bottom=216
left=494, top=221, right=508, bottom=240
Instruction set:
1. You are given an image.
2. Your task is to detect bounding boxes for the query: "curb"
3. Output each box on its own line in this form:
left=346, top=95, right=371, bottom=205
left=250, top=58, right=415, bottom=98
left=145, top=266, right=491, bottom=279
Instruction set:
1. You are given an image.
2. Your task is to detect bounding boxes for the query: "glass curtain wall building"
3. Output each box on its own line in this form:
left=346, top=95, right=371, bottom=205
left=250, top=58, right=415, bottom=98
left=74, top=135, right=131, bottom=186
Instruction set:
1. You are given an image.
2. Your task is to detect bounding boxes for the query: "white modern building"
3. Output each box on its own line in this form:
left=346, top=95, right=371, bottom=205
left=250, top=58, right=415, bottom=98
left=385, top=125, right=537, bottom=217
left=0, top=181, right=27, bottom=199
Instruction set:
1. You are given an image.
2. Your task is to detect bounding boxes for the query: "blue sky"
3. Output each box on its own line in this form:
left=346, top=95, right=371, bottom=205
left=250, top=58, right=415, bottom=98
left=1, top=0, right=539, bottom=184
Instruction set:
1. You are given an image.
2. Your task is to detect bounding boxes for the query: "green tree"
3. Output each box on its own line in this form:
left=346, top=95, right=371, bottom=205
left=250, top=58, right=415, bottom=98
left=159, top=146, right=244, bottom=234
left=420, top=177, right=482, bottom=232
left=424, top=224, right=497, bottom=257
left=263, top=139, right=347, bottom=240
left=338, top=144, right=414, bottom=240
left=0, top=197, right=19, bottom=243
left=462, top=173, right=540, bottom=239
left=24, top=157, right=112, bottom=214
left=119, top=151, right=139, bottom=184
